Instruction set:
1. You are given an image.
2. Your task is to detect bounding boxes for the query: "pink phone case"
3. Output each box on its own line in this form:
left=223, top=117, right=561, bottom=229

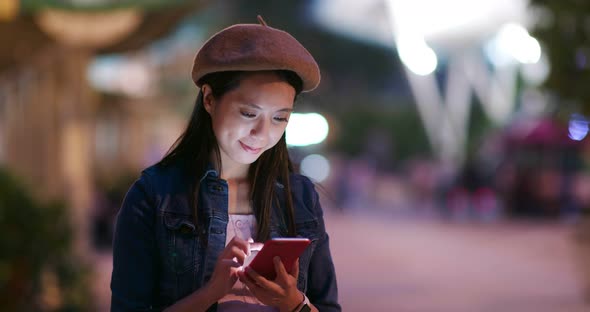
left=247, top=238, right=311, bottom=280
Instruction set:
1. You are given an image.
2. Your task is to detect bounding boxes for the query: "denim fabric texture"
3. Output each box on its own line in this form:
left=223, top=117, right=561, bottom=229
left=110, top=163, right=340, bottom=311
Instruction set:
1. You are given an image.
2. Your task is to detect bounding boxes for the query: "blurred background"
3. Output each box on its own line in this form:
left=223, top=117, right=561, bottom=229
left=1, top=0, right=590, bottom=311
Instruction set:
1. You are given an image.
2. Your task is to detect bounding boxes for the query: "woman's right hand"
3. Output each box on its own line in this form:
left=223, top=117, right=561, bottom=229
left=205, top=236, right=250, bottom=300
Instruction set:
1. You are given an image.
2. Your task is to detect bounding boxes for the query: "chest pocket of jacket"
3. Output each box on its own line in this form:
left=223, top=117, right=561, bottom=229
left=163, top=213, right=197, bottom=274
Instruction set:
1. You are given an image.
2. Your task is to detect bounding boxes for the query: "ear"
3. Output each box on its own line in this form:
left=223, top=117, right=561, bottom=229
left=202, top=84, right=215, bottom=115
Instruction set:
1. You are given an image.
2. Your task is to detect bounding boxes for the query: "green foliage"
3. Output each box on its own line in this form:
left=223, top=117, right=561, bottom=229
left=530, top=0, right=590, bottom=114
left=329, top=106, right=431, bottom=167
left=0, top=168, right=92, bottom=311
left=465, top=98, right=496, bottom=157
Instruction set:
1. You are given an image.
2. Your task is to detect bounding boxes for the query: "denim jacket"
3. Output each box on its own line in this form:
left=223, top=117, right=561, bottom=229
left=110, top=162, right=340, bottom=311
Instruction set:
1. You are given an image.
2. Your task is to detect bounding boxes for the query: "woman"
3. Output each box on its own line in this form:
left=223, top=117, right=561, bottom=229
left=110, top=16, right=340, bottom=312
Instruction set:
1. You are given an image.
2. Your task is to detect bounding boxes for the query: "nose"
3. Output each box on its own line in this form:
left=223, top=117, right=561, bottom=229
left=250, top=118, right=270, bottom=140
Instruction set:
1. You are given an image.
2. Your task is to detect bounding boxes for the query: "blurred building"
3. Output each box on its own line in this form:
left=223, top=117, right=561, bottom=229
left=0, top=0, right=205, bottom=255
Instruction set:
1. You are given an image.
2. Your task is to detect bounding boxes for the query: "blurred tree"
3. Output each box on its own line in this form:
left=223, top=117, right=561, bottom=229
left=330, top=106, right=431, bottom=169
left=530, top=1, right=590, bottom=302
left=530, top=0, right=590, bottom=115
left=0, top=168, right=91, bottom=311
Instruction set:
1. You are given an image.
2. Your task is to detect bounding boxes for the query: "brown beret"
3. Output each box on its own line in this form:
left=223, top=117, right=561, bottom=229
left=192, top=16, right=320, bottom=92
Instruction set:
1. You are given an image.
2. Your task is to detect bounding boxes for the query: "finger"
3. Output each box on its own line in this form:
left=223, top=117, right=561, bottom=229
left=245, top=266, right=276, bottom=290
left=240, top=269, right=283, bottom=302
left=229, top=236, right=250, bottom=255
left=228, top=270, right=239, bottom=283
left=220, top=259, right=241, bottom=283
left=220, top=258, right=242, bottom=270
left=273, top=256, right=289, bottom=279
left=229, top=246, right=247, bottom=265
left=239, top=270, right=262, bottom=291
left=221, top=244, right=248, bottom=265
left=221, top=236, right=249, bottom=257
left=290, top=258, right=300, bottom=278
left=238, top=270, right=253, bottom=285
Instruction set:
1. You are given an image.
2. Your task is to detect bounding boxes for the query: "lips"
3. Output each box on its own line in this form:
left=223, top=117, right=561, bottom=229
left=240, top=141, right=263, bottom=154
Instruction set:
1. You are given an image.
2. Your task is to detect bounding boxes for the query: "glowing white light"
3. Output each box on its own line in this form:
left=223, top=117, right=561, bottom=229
left=486, top=23, right=542, bottom=67
left=119, top=62, right=151, bottom=97
left=397, top=35, right=438, bottom=76
left=286, top=113, right=329, bottom=146
left=569, top=114, right=589, bottom=141
left=387, top=0, right=529, bottom=43
left=513, top=37, right=541, bottom=64
left=88, top=57, right=153, bottom=97
left=521, top=53, right=550, bottom=86
left=300, top=154, right=331, bottom=182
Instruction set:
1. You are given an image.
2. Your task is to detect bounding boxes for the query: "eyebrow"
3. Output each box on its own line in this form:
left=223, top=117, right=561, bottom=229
left=242, top=103, right=293, bottom=112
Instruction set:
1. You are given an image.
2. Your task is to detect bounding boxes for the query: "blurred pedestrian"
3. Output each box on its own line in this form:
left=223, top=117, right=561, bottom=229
left=110, top=16, right=340, bottom=312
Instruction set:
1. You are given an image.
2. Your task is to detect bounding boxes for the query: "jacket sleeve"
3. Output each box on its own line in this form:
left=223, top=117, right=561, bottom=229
left=304, top=179, right=341, bottom=312
left=111, top=173, right=161, bottom=311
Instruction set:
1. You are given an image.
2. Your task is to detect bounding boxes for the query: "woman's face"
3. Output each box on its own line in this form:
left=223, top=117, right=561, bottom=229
left=203, top=72, right=295, bottom=170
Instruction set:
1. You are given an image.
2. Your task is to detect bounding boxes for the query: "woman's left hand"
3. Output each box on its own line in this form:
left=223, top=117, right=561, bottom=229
left=238, top=257, right=303, bottom=312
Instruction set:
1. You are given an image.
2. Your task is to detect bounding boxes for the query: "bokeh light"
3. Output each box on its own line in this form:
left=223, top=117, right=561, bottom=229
left=286, top=113, right=329, bottom=146
left=485, top=23, right=542, bottom=67
left=397, top=35, right=438, bottom=76
left=300, top=154, right=331, bottom=182
left=569, top=113, right=589, bottom=141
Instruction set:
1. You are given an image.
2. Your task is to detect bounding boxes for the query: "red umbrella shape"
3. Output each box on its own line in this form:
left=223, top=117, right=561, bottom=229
left=504, top=117, right=579, bottom=148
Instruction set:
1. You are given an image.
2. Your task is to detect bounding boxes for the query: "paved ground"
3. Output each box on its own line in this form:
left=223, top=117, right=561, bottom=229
left=94, top=211, right=590, bottom=311
left=327, top=211, right=590, bottom=312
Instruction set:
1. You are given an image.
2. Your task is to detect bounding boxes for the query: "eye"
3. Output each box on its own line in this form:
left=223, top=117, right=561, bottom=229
left=273, top=116, right=289, bottom=122
left=241, top=111, right=256, bottom=118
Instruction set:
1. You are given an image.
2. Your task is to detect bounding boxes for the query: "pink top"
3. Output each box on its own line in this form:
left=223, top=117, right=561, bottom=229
left=217, top=214, right=278, bottom=312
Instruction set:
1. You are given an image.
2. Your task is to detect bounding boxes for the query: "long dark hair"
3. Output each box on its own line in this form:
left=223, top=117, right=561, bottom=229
left=158, top=70, right=303, bottom=241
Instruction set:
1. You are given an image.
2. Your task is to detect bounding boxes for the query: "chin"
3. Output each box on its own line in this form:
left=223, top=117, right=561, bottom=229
left=233, top=145, right=267, bottom=164
left=233, top=153, right=262, bottom=165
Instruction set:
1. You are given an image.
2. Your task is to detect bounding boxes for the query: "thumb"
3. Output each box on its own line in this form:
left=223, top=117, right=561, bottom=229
left=219, top=258, right=242, bottom=274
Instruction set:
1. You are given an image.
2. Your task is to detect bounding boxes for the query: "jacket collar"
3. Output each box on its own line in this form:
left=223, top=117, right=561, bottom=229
left=198, top=162, right=285, bottom=189
left=199, top=163, right=219, bottom=183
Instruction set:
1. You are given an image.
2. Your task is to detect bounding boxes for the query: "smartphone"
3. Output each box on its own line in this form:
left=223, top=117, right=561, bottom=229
left=246, top=238, right=311, bottom=280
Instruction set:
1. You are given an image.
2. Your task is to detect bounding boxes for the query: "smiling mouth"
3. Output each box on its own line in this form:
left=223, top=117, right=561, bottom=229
left=240, top=141, right=262, bottom=154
